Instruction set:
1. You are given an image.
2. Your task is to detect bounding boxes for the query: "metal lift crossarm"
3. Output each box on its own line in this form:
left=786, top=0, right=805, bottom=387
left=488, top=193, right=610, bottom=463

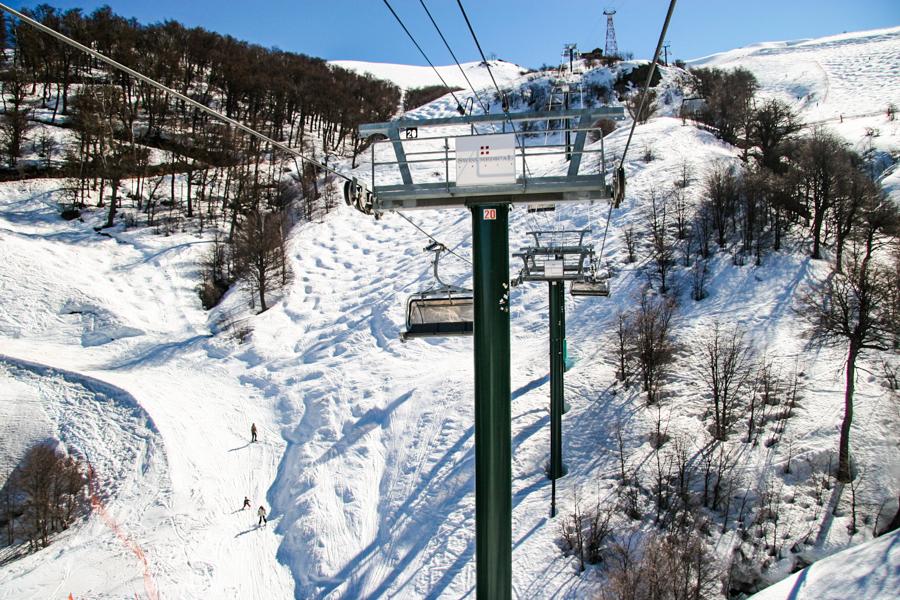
left=355, top=107, right=625, bottom=213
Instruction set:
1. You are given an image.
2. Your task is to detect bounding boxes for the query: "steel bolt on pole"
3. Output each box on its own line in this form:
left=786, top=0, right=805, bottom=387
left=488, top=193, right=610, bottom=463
left=472, top=203, right=511, bottom=600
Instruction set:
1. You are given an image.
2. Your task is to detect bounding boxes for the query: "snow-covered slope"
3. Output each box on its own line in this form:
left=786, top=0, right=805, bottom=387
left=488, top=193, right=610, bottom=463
left=330, top=59, right=527, bottom=91
left=689, top=26, right=900, bottom=158
left=0, top=357, right=169, bottom=597
left=0, top=183, right=295, bottom=598
left=747, top=530, right=900, bottom=600
left=0, top=27, right=898, bottom=600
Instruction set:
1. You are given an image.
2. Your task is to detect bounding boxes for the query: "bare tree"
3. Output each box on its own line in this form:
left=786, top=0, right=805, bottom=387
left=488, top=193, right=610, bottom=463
left=794, top=130, right=852, bottom=260
left=693, top=205, right=713, bottom=260
left=601, top=526, right=720, bottom=600
left=623, top=226, right=638, bottom=263
left=690, top=259, right=709, bottom=302
left=614, top=420, right=630, bottom=484
left=11, top=443, right=86, bottom=550
left=625, top=88, right=656, bottom=124
left=673, top=189, right=689, bottom=240
left=633, top=291, right=677, bottom=405
left=748, top=98, right=801, bottom=174
left=702, top=163, right=740, bottom=249
left=36, top=130, right=56, bottom=169
left=232, top=209, right=291, bottom=312
left=198, top=232, right=234, bottom=309
left=561, top=486, right=586, bottom=572
left=670, top=437, right=696, bottom=515
left=847, top=467, right=866, bottom=535
left=674, top=159, right=693, bottom=190
left=801, top=197, right=900, bottom=482
left=561, top=487, right=615, bottom=571
left=746, top=359, right=780, bottom=444
left=1, top=71, right=31, bottom=167
left=832, top=166, right=878, bottom=273
left=651, top=438, right=673, bottom=523
left=700, top=322, right=754, bottom=440
left=691, top=66, right=758, bottom=146
left=645, top=190, right=677, bottom=294
left=615, top=311, right=636, bottom=384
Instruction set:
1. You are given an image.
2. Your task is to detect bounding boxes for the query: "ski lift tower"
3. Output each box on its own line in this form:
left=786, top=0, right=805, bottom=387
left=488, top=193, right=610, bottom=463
left=513, top=229, right=599, bottom=517
left=547, top=43, right=584, bottom=161
left=604, top=9, right=619, bottom=58
left=349, top=104, right=624, bottom=599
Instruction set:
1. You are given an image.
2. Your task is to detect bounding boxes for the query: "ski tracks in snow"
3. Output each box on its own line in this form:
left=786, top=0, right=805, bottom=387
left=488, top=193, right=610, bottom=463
left=0, top=356, right=169, bottom=600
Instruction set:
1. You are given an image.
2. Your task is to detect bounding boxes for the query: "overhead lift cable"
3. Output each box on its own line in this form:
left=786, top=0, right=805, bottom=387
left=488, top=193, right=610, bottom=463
left=396, top=211, right=472, bottom=266
left=417, top=0, right=491, bottom=116
left=454, top=0, right=531, bottom=175
left=382, top=0, right=467, bottom=114
left=596, top=0, right=677, bottom=268
left=617, top=0, right=677, bottom=169
left=455, top=0, right=507, bottom=111
left=0, top=2, right=355, bottom=186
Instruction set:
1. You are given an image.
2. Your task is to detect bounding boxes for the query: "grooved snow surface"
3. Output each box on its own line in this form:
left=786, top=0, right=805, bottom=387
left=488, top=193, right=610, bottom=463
left=0, top=27, right=898, bottom=600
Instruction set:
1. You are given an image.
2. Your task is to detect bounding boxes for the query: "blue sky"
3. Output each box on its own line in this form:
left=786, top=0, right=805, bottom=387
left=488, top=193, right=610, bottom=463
left=7, top=0, right=899, bottom=67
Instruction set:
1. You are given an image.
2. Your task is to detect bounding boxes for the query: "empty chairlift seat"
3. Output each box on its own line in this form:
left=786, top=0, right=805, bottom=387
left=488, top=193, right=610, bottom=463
left=403, top=292, right=474, bottom=340
left=570, top=275, right=609, bottom=297
left=401, top=241, right=474, bottom=341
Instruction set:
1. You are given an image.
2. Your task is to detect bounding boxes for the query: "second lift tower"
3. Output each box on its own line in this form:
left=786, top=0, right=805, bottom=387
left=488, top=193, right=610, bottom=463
left=604, top=9, right=619, bottom=58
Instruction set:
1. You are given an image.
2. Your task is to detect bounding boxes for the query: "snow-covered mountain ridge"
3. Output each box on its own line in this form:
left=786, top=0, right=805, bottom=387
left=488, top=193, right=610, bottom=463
left=329, top=59, right=527, bottom=92
left=0, top=26, right=898, bottom=600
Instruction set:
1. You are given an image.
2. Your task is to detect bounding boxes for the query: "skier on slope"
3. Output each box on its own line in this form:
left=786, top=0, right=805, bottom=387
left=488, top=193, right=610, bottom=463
left=242, top=496, right=251, bottom=510
left=258, top=505, right=267, bottom=526
left=251, top=423, right=258, bottom=443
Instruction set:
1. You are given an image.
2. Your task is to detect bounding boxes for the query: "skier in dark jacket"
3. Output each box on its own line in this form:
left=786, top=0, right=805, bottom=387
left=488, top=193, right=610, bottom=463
left=258, top=505, right=267, bottom=526
left=242, top=496, right=251, bottom=510
left=251, top=423, right=258, bottom=443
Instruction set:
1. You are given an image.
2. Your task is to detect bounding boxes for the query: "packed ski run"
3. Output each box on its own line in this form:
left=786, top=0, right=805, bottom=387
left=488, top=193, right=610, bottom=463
left=0, top=13, right=898, bottom=600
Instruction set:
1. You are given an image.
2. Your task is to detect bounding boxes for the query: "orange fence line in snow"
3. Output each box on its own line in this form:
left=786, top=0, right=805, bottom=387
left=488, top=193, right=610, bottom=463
left=87, top=464, right=160, bottom=600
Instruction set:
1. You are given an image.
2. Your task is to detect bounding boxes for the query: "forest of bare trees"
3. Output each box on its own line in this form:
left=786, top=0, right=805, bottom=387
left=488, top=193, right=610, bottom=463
left=571, top=63, right=900, bottom=600
left=0, top=5, right=400, bottom=312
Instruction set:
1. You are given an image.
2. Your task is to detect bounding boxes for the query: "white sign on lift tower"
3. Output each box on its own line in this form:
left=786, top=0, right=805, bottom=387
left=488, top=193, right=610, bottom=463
left=456, top=133, right=517, bottom=186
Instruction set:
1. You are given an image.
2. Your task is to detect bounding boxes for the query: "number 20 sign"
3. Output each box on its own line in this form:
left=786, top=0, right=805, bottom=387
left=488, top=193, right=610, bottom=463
left=483, top=208, right=497, bottom=220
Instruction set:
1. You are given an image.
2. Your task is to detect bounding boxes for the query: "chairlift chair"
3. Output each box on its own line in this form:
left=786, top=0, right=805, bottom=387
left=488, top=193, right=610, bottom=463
left=401, top=242, right=474, bottom=341
left=570, top=261, right=610, bottom=297
left=570, top=274, right=610, bottom=297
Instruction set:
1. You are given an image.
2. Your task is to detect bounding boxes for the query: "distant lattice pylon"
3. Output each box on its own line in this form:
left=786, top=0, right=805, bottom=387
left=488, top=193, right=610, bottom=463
left=603, top=9, right=618, bottom=58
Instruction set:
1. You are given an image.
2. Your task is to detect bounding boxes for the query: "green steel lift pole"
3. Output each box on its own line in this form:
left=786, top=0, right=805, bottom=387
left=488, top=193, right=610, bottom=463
left=472, top=204, right=512, bottom=600
left=549, top=280, right=566, bottom=507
